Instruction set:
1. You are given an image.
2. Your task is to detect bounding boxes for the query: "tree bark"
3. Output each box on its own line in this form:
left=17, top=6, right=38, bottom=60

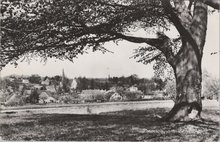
left=163, top=43, right=203, bottom=121
left=162, top=1, right=208, bottom=122
left=200, top=0, right=220, bottom=9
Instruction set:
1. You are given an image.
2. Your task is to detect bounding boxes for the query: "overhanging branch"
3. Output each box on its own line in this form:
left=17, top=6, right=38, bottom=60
left=106, top=31, right=176, bottom=66
left=111, top=32, right=163, bottom=46
left=162, top=0, right=201, bottom=62
left=200, top=0, right=220, bottom=9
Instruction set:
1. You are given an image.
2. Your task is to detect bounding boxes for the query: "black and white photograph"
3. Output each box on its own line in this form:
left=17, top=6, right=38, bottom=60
left=0, top=0, right=219, bottom=141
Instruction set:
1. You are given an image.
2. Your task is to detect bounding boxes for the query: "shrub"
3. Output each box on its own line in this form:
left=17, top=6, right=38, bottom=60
left=164, top=79, right=176, bottom=101
left=94, top=93, right=105, bottom=101
left=0, top=91, right=9, bottom=103
left=122, top=90, right=143, bottom=101
left=202, top=72, right=219, bottom=100
left=79, top=90, right=106, bottom=102
left=29, top=89, right=39, bottom=104
left=59, top=95, right=79, bottom=104
left=4, top=93, right=26, bottom=106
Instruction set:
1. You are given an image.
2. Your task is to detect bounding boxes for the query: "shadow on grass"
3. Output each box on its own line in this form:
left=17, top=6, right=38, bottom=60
left=0, top=108, right=219, bottom=141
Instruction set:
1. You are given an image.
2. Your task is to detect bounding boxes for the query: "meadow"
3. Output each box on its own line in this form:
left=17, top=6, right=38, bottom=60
left=0, top=100, right=219, bottom=141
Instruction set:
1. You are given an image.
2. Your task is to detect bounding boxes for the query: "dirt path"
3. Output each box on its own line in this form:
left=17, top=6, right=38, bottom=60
left=1, top=100, right=218, bottom=115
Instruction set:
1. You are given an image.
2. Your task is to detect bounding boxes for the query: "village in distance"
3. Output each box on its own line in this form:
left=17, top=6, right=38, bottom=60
left=0, top=69, right=175, bottom=107
left=0, top=69, right=218, bottom=107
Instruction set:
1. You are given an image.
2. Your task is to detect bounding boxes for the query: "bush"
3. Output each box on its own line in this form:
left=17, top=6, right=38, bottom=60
left=122, top=90, right=143, bottom=101
left=4, top=93, right=26, bottom=106
left=164, top=79, right=176, bottom=101
left=0, top=91, right=10, bottom=103
left=79, top=90, right=106, bottom=102
left=94, top=94, right=105, bottom=101
left=59, top=95, right=79, bottom=104
left=29, top=89, right=39, bottom=104
left=202, top=72, right=219, bottom=100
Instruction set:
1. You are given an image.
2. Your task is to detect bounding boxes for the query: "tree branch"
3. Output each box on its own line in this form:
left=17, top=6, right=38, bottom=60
left=111, top=32, right=163, bottom=45
left=108, top=31, right=176, bottom=66
left=200, top=0, right=220, bottom=9
left=162, top=0, right=201, bottom=62
left=188, top=0, right=193, bottom=10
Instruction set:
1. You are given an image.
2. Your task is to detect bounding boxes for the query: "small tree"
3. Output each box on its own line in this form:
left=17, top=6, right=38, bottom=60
left=62, top=77, right=71, bottom=93
left=29, top=75, right=41, bottom=84
left=29, top=89, right=39, bottom=104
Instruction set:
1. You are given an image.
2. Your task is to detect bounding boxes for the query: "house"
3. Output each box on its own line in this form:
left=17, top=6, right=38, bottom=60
left=41, top=77, right=50, bottom=85
left=33, top=84, right=42, bottom=90
left=23, top=90, right=32, bottom=96
left=128, top=86, right=138, bottom=92
left=109, top=92, right=122, bottom=102
left=70, top=79, right=77, bottom=89
left=105, top=90, right=122, bottom=102
left=18, top=84, right=24, bottom=91
left=4, top=92, right=24, bottom=106
left=39, top=91, right=56, bottom=104
left=143, top=95, right=153, bottom=100
left=22, top=79, right=29, bottom=84
left=46, top=85, right=56, bottom=93
left=0, top=90, right=7, bottom=103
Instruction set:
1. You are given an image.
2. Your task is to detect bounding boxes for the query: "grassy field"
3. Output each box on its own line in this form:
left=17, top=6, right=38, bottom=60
left=0, top=105, right=219, bottom=141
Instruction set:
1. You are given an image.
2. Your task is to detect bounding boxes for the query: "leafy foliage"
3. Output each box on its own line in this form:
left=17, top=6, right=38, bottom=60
left=131, top=36, right=180, bottom=79
left=0, top=0, right=169, bottom=69
left=62, top=76, right=71, bottom=92
left=75, top=75, right=166, bottom=94
left=122, top=90, right=143, bottom=101
left=164, top=79, right=176, bottom=101
left=29, top=75, right=41, bottom=84
left=29, top=89, right=39, bottom=103
left=202, top=70, right=219, bottom=100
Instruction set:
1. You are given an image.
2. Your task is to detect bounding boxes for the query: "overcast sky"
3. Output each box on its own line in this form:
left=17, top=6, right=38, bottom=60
left=0, top=12, right=219, bottom=79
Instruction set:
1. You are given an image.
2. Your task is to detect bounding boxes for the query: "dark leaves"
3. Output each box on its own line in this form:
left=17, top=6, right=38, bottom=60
left=0, top=0, right=168, bottom=69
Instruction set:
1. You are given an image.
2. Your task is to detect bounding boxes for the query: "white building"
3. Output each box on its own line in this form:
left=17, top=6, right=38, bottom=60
left=70, top=79, right=77, bottom=89
left=129, top=86, right=138, bottom=92
left=22, top=79, right=29, bottom=84
left=41, top=78, right=50, bottom=85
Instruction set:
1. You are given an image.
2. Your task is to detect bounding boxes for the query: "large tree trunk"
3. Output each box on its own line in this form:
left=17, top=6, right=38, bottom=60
left=162, top=1, right=208, bottom=122
left=164, top=43, right=203, bottom=121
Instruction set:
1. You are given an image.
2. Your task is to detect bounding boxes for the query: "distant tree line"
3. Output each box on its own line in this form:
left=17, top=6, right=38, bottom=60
left=0, top=74, right=166, bottom=94
left=76, top=75, right=166, bottom=94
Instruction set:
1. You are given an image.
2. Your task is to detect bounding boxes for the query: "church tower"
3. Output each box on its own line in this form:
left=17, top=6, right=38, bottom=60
left=62, top=69, right=65, bottom=81
left=61, top=69, right=66, bottom=87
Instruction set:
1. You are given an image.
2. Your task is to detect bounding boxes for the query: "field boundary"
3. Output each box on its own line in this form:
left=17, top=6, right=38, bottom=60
left=0, top=100, right=218, bottom=115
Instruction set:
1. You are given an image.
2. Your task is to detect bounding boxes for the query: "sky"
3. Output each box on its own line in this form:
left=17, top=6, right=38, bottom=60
left=0, top=12, right=219, bottom=79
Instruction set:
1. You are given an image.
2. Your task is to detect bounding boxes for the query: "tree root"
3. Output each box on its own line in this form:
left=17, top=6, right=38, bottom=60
left=162, top=101, right=202, bottom=122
